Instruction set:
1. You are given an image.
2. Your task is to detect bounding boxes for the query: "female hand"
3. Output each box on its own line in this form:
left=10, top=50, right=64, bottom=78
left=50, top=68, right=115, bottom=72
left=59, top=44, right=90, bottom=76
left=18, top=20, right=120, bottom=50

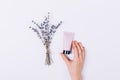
left=60, top=41, right=85, bottom=80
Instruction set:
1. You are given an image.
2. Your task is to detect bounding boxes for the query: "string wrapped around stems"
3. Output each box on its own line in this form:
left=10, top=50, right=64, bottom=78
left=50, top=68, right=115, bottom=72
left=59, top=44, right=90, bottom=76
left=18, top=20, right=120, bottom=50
left=29, top=12, right=62, bottom=65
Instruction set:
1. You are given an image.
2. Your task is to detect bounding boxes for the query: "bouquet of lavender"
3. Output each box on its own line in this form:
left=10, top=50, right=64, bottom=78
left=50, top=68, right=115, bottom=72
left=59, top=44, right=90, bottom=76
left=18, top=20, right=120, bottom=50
left=29, top=12, right=62, bottom=65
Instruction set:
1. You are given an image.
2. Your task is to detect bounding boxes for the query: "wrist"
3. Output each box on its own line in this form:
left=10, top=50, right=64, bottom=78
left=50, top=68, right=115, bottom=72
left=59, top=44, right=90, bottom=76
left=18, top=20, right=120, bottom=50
left=71, top=74, right=82, bottom=80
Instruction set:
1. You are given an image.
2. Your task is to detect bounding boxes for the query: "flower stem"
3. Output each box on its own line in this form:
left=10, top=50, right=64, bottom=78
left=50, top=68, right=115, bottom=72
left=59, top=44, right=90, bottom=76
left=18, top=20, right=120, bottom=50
left=45, top=44, right=52, bottom=65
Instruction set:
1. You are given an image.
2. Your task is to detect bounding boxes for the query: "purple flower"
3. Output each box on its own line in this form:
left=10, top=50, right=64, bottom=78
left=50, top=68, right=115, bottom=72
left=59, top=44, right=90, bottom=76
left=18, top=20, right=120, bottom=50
left=30, top=12, right=62, bottom=45
left=29, top=12, right=62, bottom=65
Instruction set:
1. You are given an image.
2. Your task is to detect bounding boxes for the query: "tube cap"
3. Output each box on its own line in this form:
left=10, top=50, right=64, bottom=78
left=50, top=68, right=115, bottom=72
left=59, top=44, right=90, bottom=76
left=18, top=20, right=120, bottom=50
left=63, top=50, right=71, bottom=54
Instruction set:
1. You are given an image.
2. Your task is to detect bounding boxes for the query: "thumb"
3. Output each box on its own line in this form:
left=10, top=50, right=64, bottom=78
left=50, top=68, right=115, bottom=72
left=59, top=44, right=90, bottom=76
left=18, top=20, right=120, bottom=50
left=60, top=53, right=71, bottom=65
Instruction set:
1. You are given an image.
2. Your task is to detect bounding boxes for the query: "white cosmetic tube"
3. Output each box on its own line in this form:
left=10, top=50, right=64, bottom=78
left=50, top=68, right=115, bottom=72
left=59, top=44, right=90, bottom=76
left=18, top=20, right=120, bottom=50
left=63, top=32, right=75, bottom=54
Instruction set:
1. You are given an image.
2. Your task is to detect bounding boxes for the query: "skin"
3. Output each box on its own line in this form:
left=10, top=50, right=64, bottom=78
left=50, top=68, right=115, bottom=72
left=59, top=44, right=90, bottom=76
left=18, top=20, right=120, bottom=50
left=60, top=41, right=85, bottom=80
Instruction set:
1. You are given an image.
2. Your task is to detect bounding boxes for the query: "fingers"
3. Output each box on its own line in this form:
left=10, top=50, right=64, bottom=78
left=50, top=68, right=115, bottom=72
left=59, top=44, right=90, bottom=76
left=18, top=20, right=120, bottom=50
left=82, top=46, right=85, bottom=61
left=76, top=42, right=83, bottom=62
left=78, top=42, right=83, bottom=60
left=61, top=41, right=85, bottom=65
left=78, top=42, right=85, bottom=61
left=60, top=53, right=71, bottom=65
left=72, top=41, right=85, bottom=62
left=72, top=41, right=79, bottom=59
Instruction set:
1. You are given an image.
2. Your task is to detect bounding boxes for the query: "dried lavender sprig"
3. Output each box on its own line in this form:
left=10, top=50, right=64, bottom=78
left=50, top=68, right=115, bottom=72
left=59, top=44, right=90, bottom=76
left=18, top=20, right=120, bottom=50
left=29, top=26, right=46, bottom=45
left=49, top=21, right=62, bottom=40
left=30, top=14, right=62, bottom=45
left=29, top=26, right=41, bottom=39
left=32, top=20, right=44, bottom=30
left=31, top=17, right=50, bottom=43
left=29, top=12, right=62, bottom=65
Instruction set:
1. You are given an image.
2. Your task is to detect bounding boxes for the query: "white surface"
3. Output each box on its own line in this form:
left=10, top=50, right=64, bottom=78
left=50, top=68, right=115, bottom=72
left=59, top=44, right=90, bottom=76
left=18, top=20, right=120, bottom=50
left=0, top=0, right=120, bottom=80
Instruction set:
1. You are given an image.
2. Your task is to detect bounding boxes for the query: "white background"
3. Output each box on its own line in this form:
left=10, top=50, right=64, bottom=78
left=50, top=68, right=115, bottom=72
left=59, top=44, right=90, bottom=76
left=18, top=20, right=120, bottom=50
left=0, top=0, right=120, bottom=80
